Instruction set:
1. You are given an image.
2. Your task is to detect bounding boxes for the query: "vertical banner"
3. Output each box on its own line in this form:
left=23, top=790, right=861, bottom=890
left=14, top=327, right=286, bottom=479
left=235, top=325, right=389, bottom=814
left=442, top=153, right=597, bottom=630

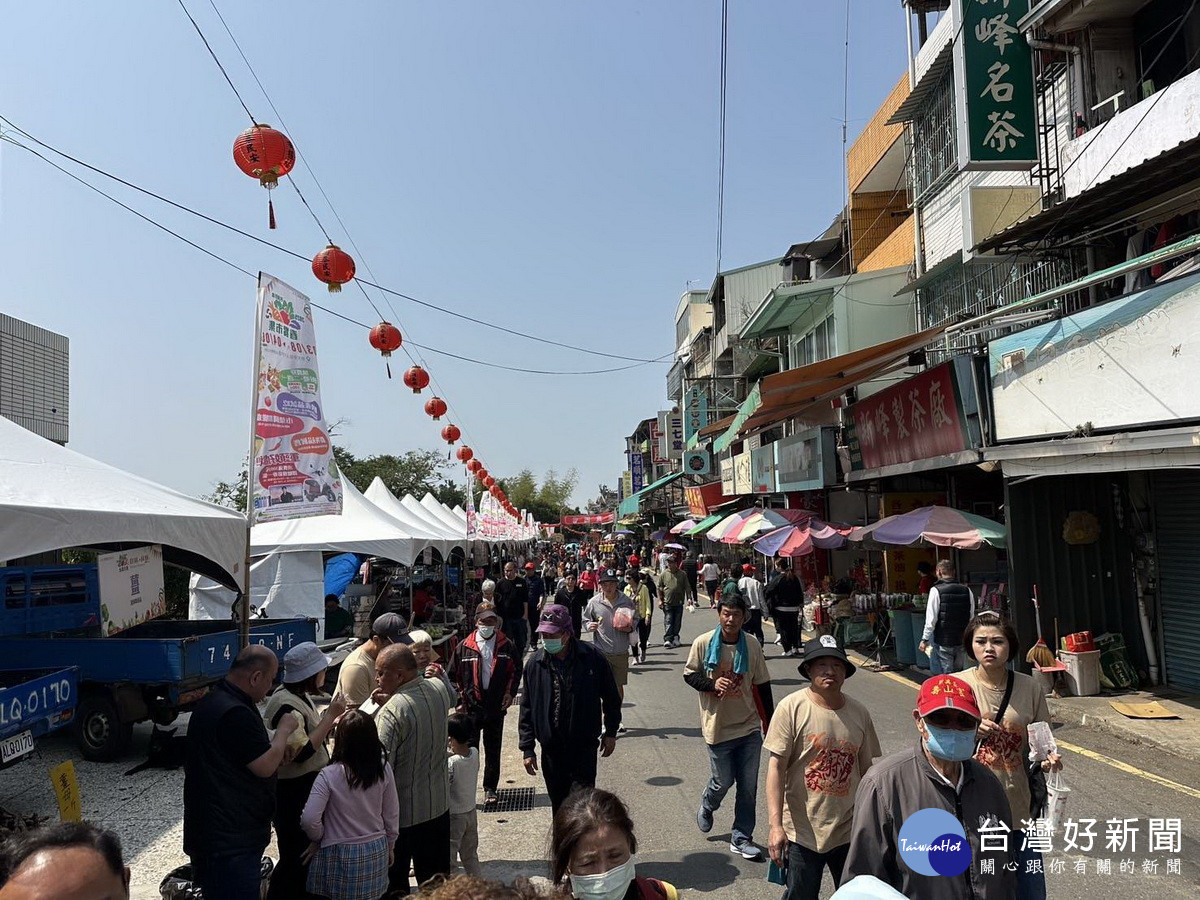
left=629, top=452, right=645, bottom=492
left=250, top=274, right=342, bottom=524
left=955, top=0, right=1036, bottom=169
left=465, top=475, right=478, bottom=541
left=684, top=385, right=708, bottom=443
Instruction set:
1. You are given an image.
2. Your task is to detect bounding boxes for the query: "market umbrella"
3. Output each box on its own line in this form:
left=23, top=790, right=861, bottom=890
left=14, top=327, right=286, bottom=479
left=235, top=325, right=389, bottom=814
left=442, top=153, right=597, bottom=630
left=664, top=542, right=685, bottom=551
left=848, top=505, right=1006, bottom=550
left=670, top=518, right=697, bottom=534
left=650, top=529, right=668, bottom=541
left=752, top=520, right=852, bottom=557
left=723, top=508, right=813, bottom=544
left=705, top=508, right=758, bottom=542
left=685, top=513, right=724, bottom=536
left=612, top=528, right=635, bottom=536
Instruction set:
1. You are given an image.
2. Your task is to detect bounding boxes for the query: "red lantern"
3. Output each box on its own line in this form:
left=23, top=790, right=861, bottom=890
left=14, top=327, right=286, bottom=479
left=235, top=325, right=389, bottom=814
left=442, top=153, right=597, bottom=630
left=312, top=245, right=356, bottom=293
left=233, top=124, right=295, bottom=228
left=484, top=475, right=495, bottom=488
left=441, top=424, right=461, bottom=445
left=403, top=365, right=430, bottom=394
left=425, top=397, right=447, bottom=420
left=368, top=321, right=402, bottom=378
left=455, top=445, right=473, bottom=463
left=467, top=459, right=482, bottom=474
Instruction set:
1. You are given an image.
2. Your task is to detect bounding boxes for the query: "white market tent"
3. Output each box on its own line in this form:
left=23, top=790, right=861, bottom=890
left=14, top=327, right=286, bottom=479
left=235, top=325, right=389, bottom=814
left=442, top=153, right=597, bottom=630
left=364, top=479, right=464, bottom=557
left=0, top=414, right=247, bottom=587
left=400, top=493, right=469, bottom=552
left=420, top=492, right=470, bottom=536
left=250, top=477, right=417, bottom=565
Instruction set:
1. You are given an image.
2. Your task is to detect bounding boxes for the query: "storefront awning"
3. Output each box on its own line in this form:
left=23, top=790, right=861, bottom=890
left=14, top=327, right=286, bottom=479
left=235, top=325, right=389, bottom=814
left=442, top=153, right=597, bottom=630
left=737, top=325, right=948, bottom=436
left=712, top=384, right=762, bottom=453
left=985, top=427, right=1200, bottom=479
left=617, top=470, right=686, bottom=517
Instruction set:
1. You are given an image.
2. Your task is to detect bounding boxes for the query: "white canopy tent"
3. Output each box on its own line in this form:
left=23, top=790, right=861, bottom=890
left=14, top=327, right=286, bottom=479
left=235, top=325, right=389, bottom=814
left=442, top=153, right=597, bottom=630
left=399, top=492, right=469, bottom=553
left=0, top=414, right=246, bottom=588
left=420, top=492, right=469, bottom=537
left=363, top=479, right=464, bottom=557
left=189, top=551, right=326, bottom=635
left=250, top=477, right=417, bottom=565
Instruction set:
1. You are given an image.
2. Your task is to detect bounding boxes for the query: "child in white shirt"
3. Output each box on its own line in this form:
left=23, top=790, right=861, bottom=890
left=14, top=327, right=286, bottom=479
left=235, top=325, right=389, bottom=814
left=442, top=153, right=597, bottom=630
left=447, top=712, right=482, bottom=876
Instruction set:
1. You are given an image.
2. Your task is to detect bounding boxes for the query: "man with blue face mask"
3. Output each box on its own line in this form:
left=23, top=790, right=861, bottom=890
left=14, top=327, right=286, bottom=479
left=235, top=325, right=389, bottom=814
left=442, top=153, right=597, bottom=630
left=518, top=604, right=622, bottom=813
left=843, top=675, right=1015, bottom=900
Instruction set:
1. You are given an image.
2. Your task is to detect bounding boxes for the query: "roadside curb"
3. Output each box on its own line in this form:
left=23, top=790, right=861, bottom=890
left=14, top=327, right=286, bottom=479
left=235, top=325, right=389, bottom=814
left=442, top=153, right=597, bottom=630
left=1046, top=697, right=1200, bottom=764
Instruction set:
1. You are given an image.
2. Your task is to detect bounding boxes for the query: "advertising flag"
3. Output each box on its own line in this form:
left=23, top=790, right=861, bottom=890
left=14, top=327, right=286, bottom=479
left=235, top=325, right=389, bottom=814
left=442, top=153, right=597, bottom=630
left=250, top=273, right=342, bottom=524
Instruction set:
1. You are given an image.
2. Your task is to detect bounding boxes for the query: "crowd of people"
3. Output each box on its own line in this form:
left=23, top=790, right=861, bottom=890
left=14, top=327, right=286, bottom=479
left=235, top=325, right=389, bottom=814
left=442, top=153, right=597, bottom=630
left=0, top=544, right=1064, bottom=900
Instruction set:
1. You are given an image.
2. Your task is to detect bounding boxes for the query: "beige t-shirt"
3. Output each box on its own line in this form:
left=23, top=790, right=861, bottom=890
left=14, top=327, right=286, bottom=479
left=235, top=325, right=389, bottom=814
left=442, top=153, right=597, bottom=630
left=685, top=631, right=770, bottom=745
left=960, top=668, right=1049, bottom=822
left=764, top=689, right=881, bottom=852
left=335, top=643, right=376, bottom=707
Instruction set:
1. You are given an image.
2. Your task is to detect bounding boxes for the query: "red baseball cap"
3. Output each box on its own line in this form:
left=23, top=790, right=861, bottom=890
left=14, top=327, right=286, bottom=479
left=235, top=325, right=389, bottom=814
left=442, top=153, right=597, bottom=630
left=916, top=675, right=981, bottom=720
left=524, top=562, right=536, bottom=570
left=628, top=555, right=640, bottom=565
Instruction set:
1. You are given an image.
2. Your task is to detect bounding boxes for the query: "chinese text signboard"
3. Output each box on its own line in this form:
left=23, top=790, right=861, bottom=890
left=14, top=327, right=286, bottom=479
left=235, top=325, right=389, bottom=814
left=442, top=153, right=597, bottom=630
left=250, top=273, right=343, bottom=524
left=776, top=427, right=835, bottom=492
left=750, top=445, right=775, bottom=494
left=667, top=413, right=685, bottom=459
left=684, top=386, right=708, bottom=443
left=685, top=482, right=729, bottom=517
left=98, top=544, right=165, bottom=636
left=851, top=362, right=970, bottom=470
left=720, top=456, right=735, bottom=495
left=957, top=0, right=1037, bottom=169
left=649, top=417, right=667, bottom=464
left=629, top=452, right=645, bottom=492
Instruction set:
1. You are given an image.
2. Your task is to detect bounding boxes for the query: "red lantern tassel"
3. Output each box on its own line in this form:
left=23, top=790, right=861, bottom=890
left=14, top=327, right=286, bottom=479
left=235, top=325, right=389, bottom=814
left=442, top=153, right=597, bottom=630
left=268, top=197, right=276, bottom=230
left=385, top=360, right=392, bottom=379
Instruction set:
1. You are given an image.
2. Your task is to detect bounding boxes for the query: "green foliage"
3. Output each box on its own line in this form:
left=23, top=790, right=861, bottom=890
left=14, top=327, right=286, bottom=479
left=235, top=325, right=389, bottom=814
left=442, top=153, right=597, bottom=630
left=334, top=446, right=464, bottom=506
left=207, top=461, right=248, bottom=511
left=494, top=468, right=580, bottom=524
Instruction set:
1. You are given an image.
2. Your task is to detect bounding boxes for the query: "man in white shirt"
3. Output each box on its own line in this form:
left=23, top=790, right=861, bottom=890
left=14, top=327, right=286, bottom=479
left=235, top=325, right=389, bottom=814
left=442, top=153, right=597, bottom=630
left=737, top=565, right=766, bottom=646
left=918, top=560, right=976, bottom=674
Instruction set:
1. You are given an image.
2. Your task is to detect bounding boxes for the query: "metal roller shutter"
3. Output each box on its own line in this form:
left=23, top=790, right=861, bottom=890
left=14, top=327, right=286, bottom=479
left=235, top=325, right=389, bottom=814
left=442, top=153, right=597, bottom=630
left=1153, top=472, right=1200, bottom=691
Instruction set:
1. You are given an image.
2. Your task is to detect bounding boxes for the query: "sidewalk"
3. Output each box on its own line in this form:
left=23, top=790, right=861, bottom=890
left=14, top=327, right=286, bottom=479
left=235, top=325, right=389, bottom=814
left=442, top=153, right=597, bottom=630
left=1047, top=689, right=1200, bottom=763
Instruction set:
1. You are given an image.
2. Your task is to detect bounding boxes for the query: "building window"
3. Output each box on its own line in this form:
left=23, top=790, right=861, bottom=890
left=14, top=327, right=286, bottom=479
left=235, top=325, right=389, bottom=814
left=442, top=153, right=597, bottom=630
left=789, top=316, right=838, bottom=368
left=911, top=68, right=957, bottom=200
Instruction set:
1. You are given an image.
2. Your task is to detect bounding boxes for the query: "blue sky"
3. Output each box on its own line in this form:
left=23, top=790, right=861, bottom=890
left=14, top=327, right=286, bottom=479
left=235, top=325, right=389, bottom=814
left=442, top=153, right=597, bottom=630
left=1, top=1, right=906, bottom=508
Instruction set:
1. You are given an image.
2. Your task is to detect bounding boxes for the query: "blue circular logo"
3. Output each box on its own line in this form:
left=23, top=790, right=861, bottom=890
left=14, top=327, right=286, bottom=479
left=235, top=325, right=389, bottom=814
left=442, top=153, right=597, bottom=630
left=898, top=808, right=971, bottom=877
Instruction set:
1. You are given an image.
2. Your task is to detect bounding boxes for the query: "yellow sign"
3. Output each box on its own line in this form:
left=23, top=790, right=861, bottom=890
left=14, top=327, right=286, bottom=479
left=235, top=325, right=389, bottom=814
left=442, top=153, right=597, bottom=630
left=49, top=760, right=82, bottom=822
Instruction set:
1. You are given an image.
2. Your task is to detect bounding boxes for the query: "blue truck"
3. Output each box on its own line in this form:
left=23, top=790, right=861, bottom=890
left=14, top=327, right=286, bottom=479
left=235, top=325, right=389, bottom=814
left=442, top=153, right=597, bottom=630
left=0, top=564, right=316, bottom=761
left=0, top=667, right=79, bottom=768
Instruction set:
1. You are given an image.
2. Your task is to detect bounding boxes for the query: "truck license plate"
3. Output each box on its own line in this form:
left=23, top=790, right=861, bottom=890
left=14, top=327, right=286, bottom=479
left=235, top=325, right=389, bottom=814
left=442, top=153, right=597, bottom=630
left=0, top=731, right=34, bottom=764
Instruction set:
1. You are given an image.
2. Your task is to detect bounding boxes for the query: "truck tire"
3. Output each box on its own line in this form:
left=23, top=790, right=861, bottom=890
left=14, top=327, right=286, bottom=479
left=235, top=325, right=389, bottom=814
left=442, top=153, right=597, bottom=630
left=75, top=693, right=134, bottom=762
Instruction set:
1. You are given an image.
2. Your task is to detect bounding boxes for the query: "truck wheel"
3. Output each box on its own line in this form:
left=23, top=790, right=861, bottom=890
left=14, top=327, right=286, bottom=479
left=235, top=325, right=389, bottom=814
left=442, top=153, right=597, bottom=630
left=75, top=693, right=134, bottom=762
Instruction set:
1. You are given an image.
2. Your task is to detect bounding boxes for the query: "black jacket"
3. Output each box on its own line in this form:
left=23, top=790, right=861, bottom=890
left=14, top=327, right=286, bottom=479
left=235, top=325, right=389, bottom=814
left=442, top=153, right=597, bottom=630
left=518, top=640, right=621, bottom=754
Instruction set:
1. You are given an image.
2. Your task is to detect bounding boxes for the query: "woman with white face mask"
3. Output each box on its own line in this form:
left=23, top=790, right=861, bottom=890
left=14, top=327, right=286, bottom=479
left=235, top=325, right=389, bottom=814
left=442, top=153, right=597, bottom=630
left=550, top=788, right=678, bottom=900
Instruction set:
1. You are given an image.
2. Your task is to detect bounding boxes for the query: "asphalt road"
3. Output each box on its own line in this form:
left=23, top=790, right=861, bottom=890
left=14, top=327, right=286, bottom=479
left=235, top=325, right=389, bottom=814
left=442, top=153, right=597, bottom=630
left=475, top=606, right=1200, bottom=897
left=2, top=605, right=1199, bottom=898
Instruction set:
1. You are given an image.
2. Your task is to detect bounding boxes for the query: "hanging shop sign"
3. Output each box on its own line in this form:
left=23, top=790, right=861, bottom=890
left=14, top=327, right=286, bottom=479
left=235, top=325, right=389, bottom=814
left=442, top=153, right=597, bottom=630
left=684, top=385, right=709, bottom=443
left=250, top=273, right=343, bottom=524
left=98, top=544, right=165, bottom=636
left=851, top=361, right=971, bottom=470
left=683, top=448, right=712, bottom=476
left=988, top=273, right=1200, bottom=441
left=954, top=0, right=1037, bottom=170
left=720, top=456, right=736, bottom=495
left=776, top=427, right=836, bottom=492
left=561, top=513, right=615, bottom=526
left=621, top=471, right=633, bottom=500
left=733, top=451, right=753, bottom=495
left=649, top=416, right=668, bottom=464
left=629, top=452, right=646, bottom=492
left=685, top=482, right=730, bottom=517
left=666, top=412, right=685, bottom=459
left=751, top=445, right=776, bottom=494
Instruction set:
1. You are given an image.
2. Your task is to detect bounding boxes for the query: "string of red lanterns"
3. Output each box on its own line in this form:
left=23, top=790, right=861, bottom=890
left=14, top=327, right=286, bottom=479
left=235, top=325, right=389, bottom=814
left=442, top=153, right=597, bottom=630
left=231, top=126, right=526, bottom=528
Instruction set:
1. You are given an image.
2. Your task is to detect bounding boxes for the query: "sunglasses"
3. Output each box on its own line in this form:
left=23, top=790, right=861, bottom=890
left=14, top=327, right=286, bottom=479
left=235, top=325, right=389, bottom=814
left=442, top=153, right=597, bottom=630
left=924, top=711, right=979, bottom=731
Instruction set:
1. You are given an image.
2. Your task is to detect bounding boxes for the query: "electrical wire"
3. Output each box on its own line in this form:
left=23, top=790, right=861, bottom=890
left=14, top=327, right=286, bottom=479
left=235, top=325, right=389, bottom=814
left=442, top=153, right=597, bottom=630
left=0, top=135, right=669, bottom=379
left=175, top=0, right=256, bottom=124
left=0, top=114, right=669, bottom=366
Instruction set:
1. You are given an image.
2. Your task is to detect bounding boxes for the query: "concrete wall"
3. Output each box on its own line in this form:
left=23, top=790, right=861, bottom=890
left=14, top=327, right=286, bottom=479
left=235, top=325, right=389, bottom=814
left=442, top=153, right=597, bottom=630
left=0, top=314, right=69, bottom=444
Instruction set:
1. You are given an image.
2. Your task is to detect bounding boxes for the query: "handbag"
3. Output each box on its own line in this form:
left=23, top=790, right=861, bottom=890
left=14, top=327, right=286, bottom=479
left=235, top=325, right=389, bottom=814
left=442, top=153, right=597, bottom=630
left=978, top=671, right=1048, bottom=818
